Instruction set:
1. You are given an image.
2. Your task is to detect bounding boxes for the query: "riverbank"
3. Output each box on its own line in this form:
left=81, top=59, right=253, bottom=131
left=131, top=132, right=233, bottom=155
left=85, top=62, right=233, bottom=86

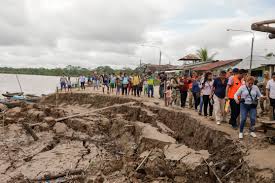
left=0, top=91, right=274, bottom=182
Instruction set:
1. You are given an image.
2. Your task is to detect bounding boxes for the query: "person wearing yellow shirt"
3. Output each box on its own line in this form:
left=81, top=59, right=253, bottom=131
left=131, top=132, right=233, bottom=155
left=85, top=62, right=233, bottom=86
left=132, top=73, right=141, bottom=97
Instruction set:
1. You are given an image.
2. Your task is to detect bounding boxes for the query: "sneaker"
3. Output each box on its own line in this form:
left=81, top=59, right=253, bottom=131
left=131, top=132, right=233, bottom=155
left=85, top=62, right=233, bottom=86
left=250, top=132, right=257, bottom=138
left=216, top=121, right=221, bottom=125
left=239, top=133, right=244, bottom=139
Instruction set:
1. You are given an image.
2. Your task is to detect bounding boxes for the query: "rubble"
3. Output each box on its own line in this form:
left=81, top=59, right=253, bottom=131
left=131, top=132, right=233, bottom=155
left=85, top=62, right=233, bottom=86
left=0, top=93, right=274, bottom=183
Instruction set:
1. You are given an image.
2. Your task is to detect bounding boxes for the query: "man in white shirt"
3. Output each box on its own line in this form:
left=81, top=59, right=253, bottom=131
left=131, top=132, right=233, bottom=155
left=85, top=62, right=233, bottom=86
left=266, top=72, right=275, bottom=120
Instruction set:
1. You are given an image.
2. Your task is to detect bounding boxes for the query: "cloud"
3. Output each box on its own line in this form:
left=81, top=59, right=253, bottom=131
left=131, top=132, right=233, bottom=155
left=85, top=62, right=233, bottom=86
left=0, top=0, right=274, bottom=68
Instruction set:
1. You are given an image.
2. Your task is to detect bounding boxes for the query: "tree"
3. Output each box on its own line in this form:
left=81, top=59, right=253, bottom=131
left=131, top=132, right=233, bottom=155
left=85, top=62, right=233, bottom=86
left=196, top=48, right=217, bottom=62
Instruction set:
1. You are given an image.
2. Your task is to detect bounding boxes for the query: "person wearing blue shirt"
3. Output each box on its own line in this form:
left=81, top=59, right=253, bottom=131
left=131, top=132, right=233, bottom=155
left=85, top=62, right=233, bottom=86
left=211, top=70, right=228, bottom=125
left=192, top=75, right=201, bottom=111
left=122, top=73, right=129, bottom=95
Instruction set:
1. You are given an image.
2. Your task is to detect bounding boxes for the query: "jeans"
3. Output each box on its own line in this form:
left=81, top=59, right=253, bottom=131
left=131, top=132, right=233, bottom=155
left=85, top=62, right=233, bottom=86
left=188, top=89, right=193, bottom=108
left=80, top=82, right=85, bottom=90
left=159, top=85, right=164, bottom=99
left=240, top=103, right=256, bottom=133
left=192, top=92, right=200, bottom=110
left=148, top=85, right=154, bottom=97
left=133, top=85, right=140, bottom=97
left=199, top=95, right=203, bottom=113
left=229, top=99, right=240, bottom=127
left=180, top=91, right=188, bottom=107
left=203, top=95, right=213, bottom=116
left=122, top=84, right=128, bottom=95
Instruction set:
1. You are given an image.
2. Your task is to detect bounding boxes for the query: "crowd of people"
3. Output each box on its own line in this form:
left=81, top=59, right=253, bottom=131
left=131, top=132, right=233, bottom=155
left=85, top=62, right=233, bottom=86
left=59, top=69, right=275, bottom=139
left=164, top=68, right=275, bottom=139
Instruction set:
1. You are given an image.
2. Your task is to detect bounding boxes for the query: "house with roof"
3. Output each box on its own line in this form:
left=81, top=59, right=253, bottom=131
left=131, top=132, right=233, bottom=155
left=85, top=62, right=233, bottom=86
left=192, top=59, right=242, bottom=75
left=235, top=55, right=275, bottom=78
left=175, top=59, right=241, bottom=76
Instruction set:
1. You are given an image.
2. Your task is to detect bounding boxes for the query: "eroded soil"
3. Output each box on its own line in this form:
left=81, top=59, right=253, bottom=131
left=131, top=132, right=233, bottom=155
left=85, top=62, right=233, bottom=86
left=0, top=93, right=274, bottom=183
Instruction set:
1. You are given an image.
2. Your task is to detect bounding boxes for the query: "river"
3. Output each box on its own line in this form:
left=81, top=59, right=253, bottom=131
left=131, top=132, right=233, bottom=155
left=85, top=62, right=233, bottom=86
left=0, top=74, right=72, bottom=97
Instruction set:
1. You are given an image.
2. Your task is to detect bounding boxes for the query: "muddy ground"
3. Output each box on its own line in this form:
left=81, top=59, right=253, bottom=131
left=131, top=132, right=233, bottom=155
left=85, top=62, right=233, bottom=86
left=0, top=93, right=275, bottom=183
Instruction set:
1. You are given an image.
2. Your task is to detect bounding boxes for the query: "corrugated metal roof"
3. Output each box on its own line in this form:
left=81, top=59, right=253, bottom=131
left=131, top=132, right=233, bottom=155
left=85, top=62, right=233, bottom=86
left=235, top=55, right=275, bottom=70
left=193, top=59, right=242, bottom=71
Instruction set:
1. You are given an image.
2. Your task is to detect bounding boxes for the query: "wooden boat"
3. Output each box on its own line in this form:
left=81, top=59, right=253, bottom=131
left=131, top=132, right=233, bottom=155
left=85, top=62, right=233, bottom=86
left=25, top=95, right=41, bottom=102
left=2, top=92, right=24, bottom=98
left=0, top=99, right=23, bottom=108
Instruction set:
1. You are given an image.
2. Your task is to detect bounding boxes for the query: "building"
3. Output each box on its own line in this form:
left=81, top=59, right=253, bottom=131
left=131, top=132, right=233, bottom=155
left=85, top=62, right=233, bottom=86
left=192, top=59, right=242, bottom=76
left=235, top=55, right=275, bottom=78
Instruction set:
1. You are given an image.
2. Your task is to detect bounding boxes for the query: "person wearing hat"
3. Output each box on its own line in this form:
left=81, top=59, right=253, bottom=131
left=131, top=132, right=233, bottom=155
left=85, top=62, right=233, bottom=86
left=226, top=69, right=246, bottom=129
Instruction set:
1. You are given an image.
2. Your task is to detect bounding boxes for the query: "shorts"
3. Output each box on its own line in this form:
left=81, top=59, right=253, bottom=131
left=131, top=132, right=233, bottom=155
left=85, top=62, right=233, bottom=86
left=110, top=83, right=115, bottom=88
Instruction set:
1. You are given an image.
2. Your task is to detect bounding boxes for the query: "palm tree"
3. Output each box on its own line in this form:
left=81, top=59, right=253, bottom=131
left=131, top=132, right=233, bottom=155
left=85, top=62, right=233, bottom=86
left=196, top=48, right=217, bottom=62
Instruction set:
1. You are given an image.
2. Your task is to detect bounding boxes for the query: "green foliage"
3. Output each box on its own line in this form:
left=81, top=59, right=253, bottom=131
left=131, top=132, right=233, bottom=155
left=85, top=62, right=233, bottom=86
left=196, top=48, right=217, bottom=61
left=0, top=65, right=134, bottom=76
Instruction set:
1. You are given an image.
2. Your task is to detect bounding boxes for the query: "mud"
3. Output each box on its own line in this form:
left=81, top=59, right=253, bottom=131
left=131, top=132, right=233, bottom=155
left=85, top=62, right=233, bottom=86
left=1, top=93, right=274, bottom=183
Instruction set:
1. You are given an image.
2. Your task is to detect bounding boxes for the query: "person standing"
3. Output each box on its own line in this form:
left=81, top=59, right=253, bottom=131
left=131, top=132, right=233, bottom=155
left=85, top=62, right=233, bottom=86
left=226, top=69, right=245, bottom=129
left=188, top=73, right=196, bottom=109
left=102, top=74, right=110, bottom=94
left=122, top=73, right=129, bottom=95
left=212, top=71, right=228, bottom=125
left=234, top=76, right=263, bottom=139
left=116, top=74, right=121, bottom=95
left=266, top=72, right=275, bottom=120
left=79, top=75, right=86, bottom=90
left=165, top=86, right=172, bottom=106
left=110, top=73, right=116, bottom=94
left=259, top=71, right=270, bottom=115
left=201, top=72, right=214, bottom=117
left=147, top=72, right=155, bottom=98
left=132, top=73, right=141, bottom=97
left=159, top=73, right=166, bottom=99
left=179, top=74, right=191, bottom=108
left=67, top=76, right=72, bottom=92
left=192, top=74, right=201, bottom=111
left=60, top=75, right=68, bottom=92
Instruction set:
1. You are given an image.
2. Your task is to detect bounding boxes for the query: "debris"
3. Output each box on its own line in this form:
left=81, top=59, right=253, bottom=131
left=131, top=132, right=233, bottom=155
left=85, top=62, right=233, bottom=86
left=22, top=122, right=39, bottom=141
left=31, top=169, right=85, bottom=181
left=203, top=158, right=223, bottom=183
left=136, top=150, right=152, bottom=171
left=222, top=161, right=245, bottom=180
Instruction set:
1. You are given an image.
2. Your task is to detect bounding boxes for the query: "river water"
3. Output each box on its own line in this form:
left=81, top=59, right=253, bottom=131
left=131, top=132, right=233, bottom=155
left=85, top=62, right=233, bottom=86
left=0, top=74, right=65, bottom=97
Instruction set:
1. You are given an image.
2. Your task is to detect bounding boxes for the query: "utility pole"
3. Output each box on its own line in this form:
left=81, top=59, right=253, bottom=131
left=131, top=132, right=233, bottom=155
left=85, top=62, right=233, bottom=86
left=159, top=51, right=162, bottom=65
left=249, top=37, right=254, bottom=74
left=140, top=59, right=142, bottom=67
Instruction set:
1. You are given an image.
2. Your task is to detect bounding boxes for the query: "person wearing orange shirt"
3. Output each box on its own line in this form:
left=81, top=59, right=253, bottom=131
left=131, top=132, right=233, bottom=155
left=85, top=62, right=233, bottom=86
left=226, top=69, right=246, bottom=129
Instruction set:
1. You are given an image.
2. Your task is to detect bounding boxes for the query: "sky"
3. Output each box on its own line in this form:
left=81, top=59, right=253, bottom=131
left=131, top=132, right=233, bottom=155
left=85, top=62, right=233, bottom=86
left=0, top=0, right=274, bottom=69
